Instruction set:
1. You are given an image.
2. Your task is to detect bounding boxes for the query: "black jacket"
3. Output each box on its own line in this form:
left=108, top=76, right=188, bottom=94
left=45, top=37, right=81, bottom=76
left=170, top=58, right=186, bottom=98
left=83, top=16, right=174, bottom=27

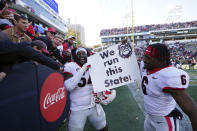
left=0, top=40, right=60, bottom=72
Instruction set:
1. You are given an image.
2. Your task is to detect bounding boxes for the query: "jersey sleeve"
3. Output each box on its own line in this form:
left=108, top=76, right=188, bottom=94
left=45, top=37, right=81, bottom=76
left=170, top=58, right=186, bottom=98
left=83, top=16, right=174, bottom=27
left=162, top=69, right=189, bottom=93
left=63, top=63, right=73, bottom=75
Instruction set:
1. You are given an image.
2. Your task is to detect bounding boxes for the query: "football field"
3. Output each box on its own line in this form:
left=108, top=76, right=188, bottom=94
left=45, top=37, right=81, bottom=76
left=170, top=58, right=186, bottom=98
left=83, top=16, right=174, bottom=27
left=57, top=70, right=197, bottom=131
left=186, top=70, right=197, bottom=102
left=84, top=85, right=145, bottom=131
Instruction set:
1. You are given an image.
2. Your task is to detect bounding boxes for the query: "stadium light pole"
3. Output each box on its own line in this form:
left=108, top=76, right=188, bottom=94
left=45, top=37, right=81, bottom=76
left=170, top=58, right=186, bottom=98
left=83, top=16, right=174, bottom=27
left=124, top=8, right=132, bottom=44
left=126, top=7, right=129, bottom=40
left=131, top=0, right=135, bottom=50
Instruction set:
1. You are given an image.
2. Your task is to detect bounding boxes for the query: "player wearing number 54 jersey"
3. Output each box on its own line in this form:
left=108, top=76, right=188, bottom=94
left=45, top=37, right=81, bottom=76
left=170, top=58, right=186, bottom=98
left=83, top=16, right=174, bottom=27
left=63, top=47, right=108, bottom=131
left=141, top=43, right=197, bottom=131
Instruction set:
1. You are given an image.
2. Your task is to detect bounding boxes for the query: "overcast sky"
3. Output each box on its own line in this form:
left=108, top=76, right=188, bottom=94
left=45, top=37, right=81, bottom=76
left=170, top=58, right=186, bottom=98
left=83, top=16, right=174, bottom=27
left=56, top=0, right=197, bottom=47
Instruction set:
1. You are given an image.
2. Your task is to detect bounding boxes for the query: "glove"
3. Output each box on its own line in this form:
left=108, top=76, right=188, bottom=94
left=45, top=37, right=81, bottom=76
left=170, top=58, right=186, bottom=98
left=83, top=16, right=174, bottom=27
left=167, top=108, right=183, bottom=120
left=81, top=63, right=91, bottom=72
left=101, top=89, right=116, bottom=105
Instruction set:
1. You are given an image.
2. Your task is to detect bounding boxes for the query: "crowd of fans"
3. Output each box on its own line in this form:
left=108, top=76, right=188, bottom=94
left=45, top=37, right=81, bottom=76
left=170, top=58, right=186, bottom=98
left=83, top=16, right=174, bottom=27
left=0, top=1, right=104, bottom=130
left=1, top=0, right=196, bottom=74
left=1, top=1, right=196, bottom=83
left=0, top=0, right=95, bottom=81
left=100, top=21, right=197, bottom=36
left=135, top=41, right=197, bottom=69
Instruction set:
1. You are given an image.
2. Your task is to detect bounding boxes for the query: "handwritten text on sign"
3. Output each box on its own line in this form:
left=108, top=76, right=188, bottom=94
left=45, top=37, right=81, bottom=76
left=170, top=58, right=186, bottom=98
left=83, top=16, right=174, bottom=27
left=88, top=43, right=140, bottom=92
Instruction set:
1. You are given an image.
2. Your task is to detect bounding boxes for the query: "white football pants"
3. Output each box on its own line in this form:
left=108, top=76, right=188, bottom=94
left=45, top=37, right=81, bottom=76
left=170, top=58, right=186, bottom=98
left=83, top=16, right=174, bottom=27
left=68, top=105, right=106, bottom=131
left=144, top=113, right=179, bottom=131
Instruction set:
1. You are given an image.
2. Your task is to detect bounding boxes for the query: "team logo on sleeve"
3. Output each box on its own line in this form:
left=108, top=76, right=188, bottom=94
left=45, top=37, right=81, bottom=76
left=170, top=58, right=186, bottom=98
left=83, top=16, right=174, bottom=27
left=118, top=42, right=132, bottom=58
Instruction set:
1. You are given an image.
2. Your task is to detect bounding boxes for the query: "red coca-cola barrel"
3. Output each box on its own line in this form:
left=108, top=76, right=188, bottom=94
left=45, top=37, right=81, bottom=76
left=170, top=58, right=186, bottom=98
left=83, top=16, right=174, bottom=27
left=0, top=62, right=70, bottom=131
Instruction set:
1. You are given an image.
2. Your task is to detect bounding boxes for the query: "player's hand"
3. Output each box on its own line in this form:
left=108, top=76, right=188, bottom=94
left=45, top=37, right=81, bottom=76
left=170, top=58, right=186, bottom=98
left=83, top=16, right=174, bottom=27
left=1, top=9, right=18, bottom=22
left=95, top=98, right=101, bottom=104
left=62, top=50, right=71, bottom=57
left=59, top=66, right=64, bottom=73
left=81, top=63, right=91, bottom=72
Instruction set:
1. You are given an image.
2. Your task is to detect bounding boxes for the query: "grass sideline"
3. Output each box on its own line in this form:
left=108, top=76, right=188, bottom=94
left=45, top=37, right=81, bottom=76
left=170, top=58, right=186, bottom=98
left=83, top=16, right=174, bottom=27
left=57, top=70, right=197, bottom=131
left=186, top=70, right=197, bottom=103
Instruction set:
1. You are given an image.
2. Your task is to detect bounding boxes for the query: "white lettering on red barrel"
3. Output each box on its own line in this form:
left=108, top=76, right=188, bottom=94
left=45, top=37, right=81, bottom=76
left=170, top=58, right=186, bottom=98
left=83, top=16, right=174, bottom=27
left=43, top=87, right=65, bottom=109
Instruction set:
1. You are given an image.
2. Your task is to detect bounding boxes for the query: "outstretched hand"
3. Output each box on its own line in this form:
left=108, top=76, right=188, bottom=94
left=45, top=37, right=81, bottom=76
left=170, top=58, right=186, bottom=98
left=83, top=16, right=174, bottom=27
left=81, top=63, right=91, bottom=72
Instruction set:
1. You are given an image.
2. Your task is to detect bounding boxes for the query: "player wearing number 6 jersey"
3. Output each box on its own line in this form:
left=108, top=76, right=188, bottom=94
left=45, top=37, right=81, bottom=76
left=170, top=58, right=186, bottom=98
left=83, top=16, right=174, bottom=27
left=63, top=47, right=108, bottom=131
left=140, top=43, right=197, bottom=131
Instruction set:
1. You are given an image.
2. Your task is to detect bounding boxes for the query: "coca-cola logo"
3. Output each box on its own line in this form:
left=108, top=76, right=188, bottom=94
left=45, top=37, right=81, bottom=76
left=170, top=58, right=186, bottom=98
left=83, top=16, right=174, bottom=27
left=43, top=87, right=65, bottom=109
left=40, top=73, right=67, bottom=122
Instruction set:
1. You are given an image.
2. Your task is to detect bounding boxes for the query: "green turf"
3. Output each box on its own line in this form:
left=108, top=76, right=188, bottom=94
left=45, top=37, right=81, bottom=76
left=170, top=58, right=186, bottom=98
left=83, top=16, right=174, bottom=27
left=189, top=81, right=197, bottom=85
left=57, top=86, right=144, bottom=131
left=84, top=86, right=144, bottom=131
left=186, top=70, right=197, bottom=103
left=187, top=70, right=197, bottom=98
left=187, top=85, right=197, bottom=103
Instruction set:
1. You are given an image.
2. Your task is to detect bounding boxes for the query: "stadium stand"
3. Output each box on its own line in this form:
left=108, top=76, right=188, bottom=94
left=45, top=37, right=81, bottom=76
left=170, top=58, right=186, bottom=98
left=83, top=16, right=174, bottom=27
left=100, top=21, right=197, bottom=69
left=10, top=0, right=67, bottom=35
left=100, top=21, right=197, bottom=46
left=100, top=21, right=197, bottom=36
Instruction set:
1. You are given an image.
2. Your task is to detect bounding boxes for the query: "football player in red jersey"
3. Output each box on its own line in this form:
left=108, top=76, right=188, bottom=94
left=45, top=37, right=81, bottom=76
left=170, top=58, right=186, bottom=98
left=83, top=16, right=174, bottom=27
left=141, top=43, right=197, bottom=131
left=63, top=47, right=108, bottom=131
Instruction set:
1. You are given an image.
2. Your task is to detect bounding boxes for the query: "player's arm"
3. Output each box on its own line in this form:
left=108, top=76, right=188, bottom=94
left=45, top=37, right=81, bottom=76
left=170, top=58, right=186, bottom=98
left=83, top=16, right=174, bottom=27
left=63, top=72, right=73, bottom=80
left=168, top=89, right=197, bottom=131
left=64, top=63, right=90, bottom=92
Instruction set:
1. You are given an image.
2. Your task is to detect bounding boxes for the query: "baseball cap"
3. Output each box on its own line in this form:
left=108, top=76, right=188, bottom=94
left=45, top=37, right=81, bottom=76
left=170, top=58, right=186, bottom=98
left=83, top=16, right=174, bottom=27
left=7, top=8, right=18, bottom=15
left=31, top=40, right=49, bottom=54
left=68, top=35, right=75, bottom=39
left=7, top=8, right=15, bottom=13
left=47, top=27, right=56, bottom=33
left=54, top=34, right=64, bottom=40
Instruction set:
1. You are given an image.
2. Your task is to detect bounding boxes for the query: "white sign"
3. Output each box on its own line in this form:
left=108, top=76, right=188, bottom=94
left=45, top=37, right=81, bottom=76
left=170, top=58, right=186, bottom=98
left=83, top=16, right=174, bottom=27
left=88, top=43, right=141, bottom=92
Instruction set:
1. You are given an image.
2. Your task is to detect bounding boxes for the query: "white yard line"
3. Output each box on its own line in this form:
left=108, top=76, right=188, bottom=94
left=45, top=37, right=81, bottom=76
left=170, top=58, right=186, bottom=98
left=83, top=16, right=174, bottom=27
left=127, top=83, right=145, bottom=116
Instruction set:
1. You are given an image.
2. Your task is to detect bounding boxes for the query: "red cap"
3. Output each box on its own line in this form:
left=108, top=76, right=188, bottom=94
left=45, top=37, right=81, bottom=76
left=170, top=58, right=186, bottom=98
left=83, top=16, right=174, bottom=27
left=7, top=8, right=18, bottom=15
left=41, top=48, right=49, bottom=54
left=8, top=8, right=16, bottom=13
left=47, top=27, right=56, bottom=33
left=32, top=40, right=49, bottom=54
